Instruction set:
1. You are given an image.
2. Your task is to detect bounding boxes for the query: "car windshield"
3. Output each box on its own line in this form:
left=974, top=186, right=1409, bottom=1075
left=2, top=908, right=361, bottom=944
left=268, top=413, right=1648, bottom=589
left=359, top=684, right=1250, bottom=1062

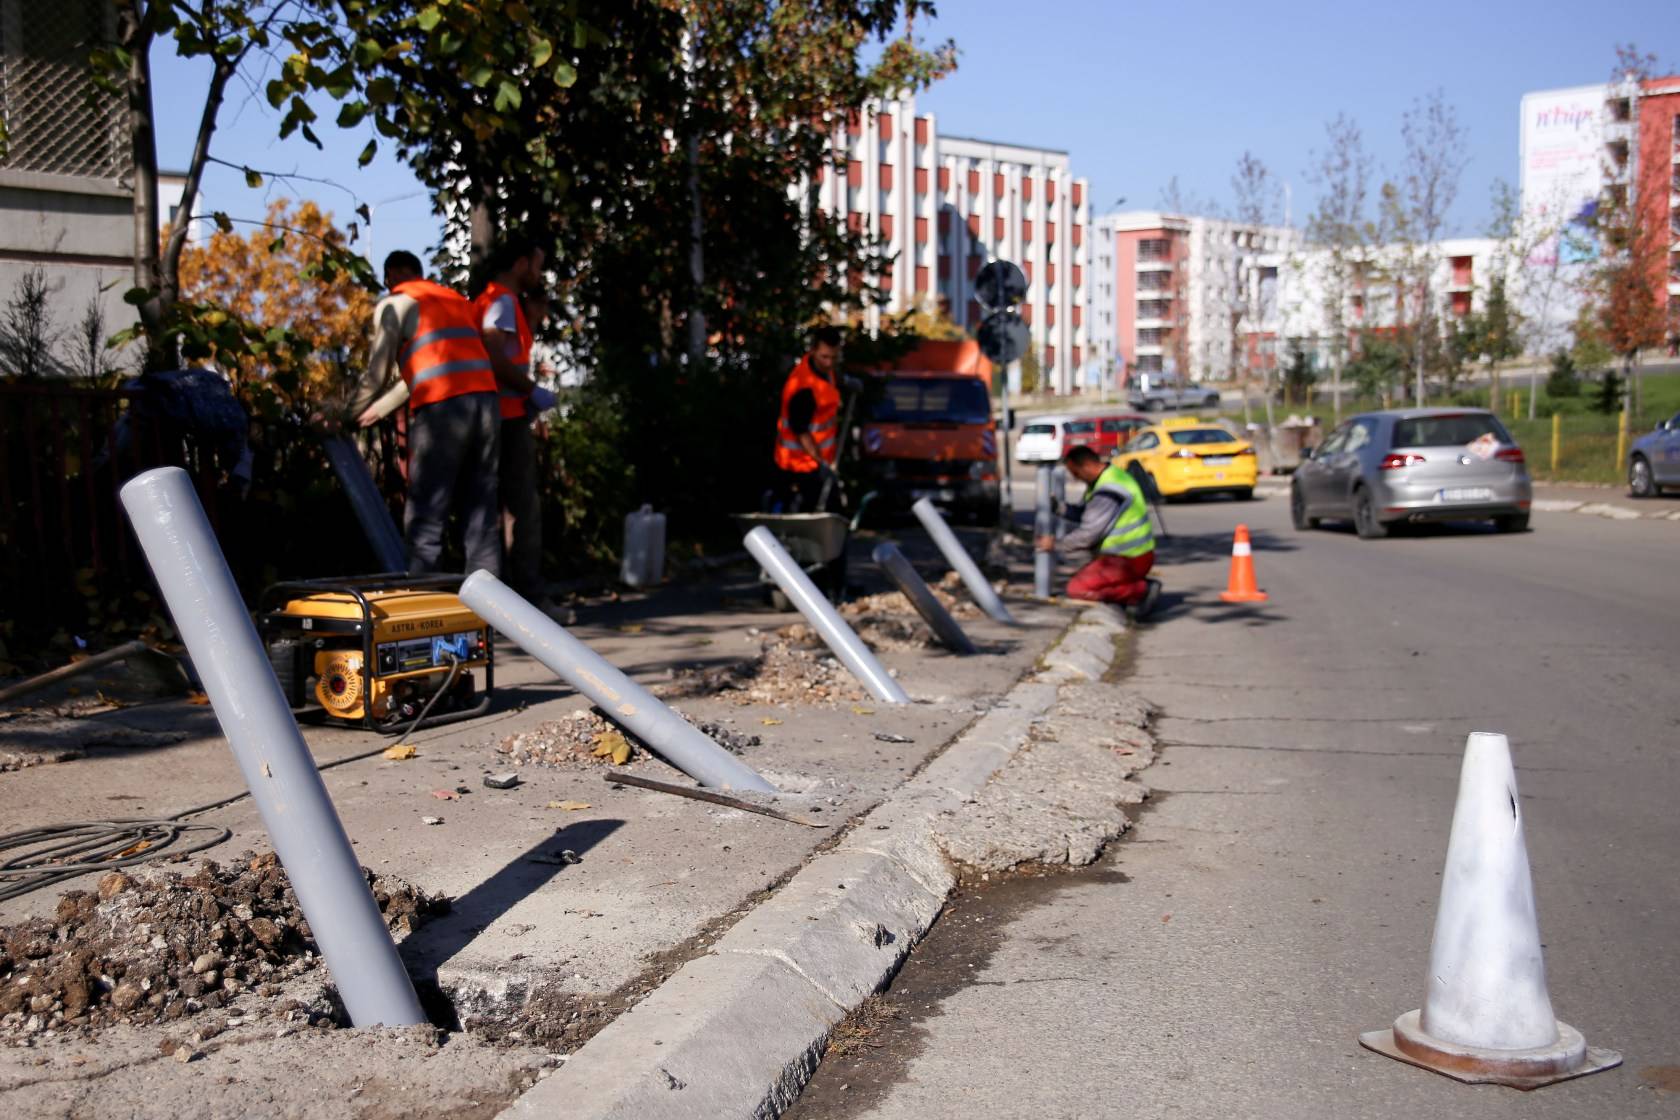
left=867, top=377, right=992, bottom=424
left=1392, top=413, right=1513, bottom=448
left=1022, top=422, right=1058, bottom=436
left=1168, top=428, right=1237, bottom=446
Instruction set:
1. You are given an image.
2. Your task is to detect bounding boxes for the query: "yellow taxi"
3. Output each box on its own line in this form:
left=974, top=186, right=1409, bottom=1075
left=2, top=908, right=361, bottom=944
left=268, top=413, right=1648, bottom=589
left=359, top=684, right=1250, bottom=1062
left=1113, top=417, right=1258, bottom=501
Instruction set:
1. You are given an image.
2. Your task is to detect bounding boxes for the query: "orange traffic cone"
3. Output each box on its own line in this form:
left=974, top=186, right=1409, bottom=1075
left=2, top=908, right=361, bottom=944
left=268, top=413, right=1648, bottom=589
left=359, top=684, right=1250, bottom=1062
left=1218, top=524, right=1269, bottom=603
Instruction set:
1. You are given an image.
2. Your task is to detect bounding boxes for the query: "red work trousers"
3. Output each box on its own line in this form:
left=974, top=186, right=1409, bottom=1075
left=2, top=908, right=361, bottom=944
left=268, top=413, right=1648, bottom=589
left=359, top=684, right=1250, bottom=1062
left=1066, top=551, right=1154, bottom=605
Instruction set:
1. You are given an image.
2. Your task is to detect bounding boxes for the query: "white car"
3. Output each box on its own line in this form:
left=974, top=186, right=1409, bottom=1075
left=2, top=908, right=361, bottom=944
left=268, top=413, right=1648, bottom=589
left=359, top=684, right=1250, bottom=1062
left=1015, top=414, right=1076, bottom=463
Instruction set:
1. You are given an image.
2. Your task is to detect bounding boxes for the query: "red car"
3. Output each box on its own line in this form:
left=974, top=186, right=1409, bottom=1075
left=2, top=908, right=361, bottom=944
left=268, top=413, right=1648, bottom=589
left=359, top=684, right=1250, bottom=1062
left=1063, top=413, right=1149, bottom=457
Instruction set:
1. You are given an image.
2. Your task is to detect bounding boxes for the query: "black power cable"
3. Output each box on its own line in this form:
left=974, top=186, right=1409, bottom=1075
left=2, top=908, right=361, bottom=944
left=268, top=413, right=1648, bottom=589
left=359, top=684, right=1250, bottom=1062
left=0, top=656, right=465, bottom=904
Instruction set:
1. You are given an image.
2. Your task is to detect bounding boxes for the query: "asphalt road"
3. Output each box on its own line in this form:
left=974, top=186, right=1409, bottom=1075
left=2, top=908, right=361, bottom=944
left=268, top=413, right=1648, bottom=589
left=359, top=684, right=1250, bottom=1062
left=789, top=495, right=1680, bottom=1118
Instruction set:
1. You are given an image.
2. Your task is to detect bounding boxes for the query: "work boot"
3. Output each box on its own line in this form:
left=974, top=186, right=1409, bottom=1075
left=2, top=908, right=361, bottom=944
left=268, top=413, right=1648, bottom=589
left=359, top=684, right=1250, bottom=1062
left=1126, top=579, right=1162, bottom=624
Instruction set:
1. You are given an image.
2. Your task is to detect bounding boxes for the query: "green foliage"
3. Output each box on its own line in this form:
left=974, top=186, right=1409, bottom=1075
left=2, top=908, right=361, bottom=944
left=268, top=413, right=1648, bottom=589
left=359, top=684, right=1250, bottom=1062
left=1570, top=304, right=1613, bottom=372
left=1593, top=369, right=1623, bottom=415
left=1280, top=345, right=1317, bottom=401
left=1345, top=331, right=1406, bottom=400
left=1018, top=348, right=1043, bottom=394
left=542, top=388, right=634, bottom=568
left=1545, top=350, right=1581, bottom=399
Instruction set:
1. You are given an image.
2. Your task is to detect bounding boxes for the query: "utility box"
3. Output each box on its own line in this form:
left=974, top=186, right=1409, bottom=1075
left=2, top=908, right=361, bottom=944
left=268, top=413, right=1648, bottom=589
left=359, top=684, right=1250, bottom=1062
left=620, top=505, right=666, bottom=588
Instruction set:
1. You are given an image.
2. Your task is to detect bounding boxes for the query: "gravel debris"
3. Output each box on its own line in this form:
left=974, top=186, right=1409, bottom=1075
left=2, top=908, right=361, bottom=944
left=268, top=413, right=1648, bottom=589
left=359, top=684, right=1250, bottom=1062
left=658, top=631, right=866, bottom=707
left=496, top=708, right=760, bottom=770
left=0, top=852, right=444, bottom=1042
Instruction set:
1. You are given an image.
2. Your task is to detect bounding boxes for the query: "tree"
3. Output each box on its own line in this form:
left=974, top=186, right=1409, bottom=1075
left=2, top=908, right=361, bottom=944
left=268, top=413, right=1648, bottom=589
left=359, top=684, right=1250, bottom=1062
left=1586, top=45, right=1668, bottom=424
left=0, top=267, right=63, bottom=378
left=1306, top=114, right=1373, bottom=423
left=1485, top=179, right=1561, bottom=417
left=72, top=297, right=121, bottom=382
left=1544, top=350, right=1581, bottom=399
left=1458, top=274, right=1521, bottom=405
left=1385, top=90, right=1467, bottom=407
left=1230, top=151, right=1281, bottom=432
left=177, top=198, right=378, bottom=411
left=1570, top=303, right=1614, bottom=371
left=1280, top=344, right=1317, bottom=406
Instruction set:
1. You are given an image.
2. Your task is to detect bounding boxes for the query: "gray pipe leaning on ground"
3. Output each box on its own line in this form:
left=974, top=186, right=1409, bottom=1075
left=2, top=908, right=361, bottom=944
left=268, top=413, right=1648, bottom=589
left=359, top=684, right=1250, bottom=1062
left=458, top=571, right=776, bottom=792
left=119, top=467, right=427, bottom=1028
left=321, top=435, right=408, bottom=573
left=870, top=542, right=975, bottom=655
left=742, top=527, right=911, bottom=705
left=1034, top=464, right=1055, bottom=599
left=910, top=498, right=1016, bottom=625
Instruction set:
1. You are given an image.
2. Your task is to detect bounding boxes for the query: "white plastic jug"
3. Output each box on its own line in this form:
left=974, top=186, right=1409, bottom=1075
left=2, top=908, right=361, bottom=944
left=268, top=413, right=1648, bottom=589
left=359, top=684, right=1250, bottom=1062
left=620, top=504, right=666, bottom=588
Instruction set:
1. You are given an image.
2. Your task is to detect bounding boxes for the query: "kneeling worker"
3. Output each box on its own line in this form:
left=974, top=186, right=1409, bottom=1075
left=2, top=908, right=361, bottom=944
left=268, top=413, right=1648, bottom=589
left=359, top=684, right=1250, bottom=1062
left=1040, top=445, right=1161, bottom=620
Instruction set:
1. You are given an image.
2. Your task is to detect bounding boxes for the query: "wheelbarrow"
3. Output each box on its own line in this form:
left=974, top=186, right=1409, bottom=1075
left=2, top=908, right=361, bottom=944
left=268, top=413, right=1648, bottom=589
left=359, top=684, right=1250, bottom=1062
left=732, top=496, right=875, bottom=611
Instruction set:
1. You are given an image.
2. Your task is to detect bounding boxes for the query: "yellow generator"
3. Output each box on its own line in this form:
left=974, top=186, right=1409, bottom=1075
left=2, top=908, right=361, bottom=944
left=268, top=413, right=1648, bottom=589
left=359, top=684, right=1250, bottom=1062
left=257, top=576, right=494, bottom=731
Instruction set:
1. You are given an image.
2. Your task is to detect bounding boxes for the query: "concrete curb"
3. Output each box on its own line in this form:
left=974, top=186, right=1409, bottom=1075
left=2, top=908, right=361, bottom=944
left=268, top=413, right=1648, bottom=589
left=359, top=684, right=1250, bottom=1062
left=497, top=607, right=1128, bottom=1120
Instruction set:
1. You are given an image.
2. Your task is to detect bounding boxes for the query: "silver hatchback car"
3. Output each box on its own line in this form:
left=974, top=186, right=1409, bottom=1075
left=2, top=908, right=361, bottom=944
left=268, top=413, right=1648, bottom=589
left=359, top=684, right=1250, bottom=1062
left=1291, top=408, right=1533, bottom=539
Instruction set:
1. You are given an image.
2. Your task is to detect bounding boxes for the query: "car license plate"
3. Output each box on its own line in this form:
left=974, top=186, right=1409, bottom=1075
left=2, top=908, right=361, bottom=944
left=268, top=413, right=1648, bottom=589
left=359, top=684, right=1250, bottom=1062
left=1439, top=487, right=1494, bottom=502
left=1203, top=456, right=1233, bottom=465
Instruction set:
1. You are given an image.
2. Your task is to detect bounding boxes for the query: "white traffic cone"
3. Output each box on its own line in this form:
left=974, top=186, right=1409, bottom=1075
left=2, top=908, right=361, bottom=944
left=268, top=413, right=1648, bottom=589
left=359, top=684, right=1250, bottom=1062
left=1359, top=732, right=1621, bottom=1089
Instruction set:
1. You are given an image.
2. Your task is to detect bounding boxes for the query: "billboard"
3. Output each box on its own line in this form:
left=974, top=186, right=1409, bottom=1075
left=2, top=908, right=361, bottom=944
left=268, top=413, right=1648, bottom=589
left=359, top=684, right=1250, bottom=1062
left=1519, top=85, right=1605, bottom=266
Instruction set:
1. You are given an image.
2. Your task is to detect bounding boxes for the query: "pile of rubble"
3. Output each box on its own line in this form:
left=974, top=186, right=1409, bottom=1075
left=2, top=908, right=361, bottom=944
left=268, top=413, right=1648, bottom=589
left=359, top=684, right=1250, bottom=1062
left=0, top=852, right=442, bottom=1041
left=659, top=629, right=867, bottom=707
left=496, top=708, right=760, bottom=770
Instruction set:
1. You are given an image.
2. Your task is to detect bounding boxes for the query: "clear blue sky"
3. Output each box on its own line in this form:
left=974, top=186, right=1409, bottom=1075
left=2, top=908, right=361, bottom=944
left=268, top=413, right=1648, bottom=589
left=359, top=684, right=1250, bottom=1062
left=154, top=0, right=1676, bottom=253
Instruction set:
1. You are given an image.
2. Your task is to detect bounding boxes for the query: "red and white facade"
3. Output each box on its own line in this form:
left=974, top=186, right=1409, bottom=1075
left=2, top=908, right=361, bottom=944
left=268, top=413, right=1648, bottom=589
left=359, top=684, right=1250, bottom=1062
left=816, top=97, right=1092, bottom=393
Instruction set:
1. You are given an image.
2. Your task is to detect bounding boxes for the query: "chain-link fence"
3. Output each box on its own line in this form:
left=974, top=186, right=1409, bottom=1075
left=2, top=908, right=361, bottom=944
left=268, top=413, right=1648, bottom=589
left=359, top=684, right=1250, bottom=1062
left=0, top=0, right=126, bottom=180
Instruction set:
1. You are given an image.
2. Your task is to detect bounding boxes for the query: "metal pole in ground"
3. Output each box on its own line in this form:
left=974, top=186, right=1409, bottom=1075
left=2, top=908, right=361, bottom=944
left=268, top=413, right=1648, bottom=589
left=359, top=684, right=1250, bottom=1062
left=119, top=467, right=426, bottom=1028
left=911, top=498, right=1016, bottom=625
left=743, top=527, right=910, bottom=704
left=1033, top=463, right=1054, bottom=599
left=870, top=542, right=975, bottom=655
left=321, top=435, right=407, bottom=573
left=459, top=571, right=775, bottom=792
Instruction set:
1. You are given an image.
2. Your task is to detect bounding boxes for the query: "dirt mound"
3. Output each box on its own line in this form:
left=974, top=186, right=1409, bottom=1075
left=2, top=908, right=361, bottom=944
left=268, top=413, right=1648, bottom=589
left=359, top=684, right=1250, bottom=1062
left=496, top=708, right=760, bottom=769
left=0, top=852, right=442, bottom=1041
left=659, top=631, right=867, bottom=707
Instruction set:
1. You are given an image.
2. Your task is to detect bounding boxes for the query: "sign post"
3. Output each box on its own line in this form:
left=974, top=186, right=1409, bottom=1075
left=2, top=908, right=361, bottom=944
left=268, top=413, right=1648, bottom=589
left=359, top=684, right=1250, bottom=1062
left=974, top=261, right=1029, bottom=525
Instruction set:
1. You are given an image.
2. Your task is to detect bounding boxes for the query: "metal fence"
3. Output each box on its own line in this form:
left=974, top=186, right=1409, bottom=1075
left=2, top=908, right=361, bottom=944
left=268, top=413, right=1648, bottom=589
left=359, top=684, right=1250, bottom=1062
left=0, top=0, right=127, bottom=180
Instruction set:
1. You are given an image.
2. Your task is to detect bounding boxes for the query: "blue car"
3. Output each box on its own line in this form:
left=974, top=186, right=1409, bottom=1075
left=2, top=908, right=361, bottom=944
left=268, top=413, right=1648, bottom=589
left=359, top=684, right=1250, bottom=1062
left=1628, top=411, right=1680, bottom=498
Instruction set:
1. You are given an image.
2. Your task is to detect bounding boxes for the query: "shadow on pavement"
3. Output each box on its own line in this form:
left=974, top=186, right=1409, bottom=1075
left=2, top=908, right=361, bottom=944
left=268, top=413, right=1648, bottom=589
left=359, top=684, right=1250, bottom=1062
left=400, top=818, right=625, bottom=1027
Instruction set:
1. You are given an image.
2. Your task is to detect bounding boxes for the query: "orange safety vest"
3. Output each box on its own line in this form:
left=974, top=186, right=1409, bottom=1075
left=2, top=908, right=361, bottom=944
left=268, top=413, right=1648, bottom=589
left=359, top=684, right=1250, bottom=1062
left=471, top=281, right=534, bottom=421
left=392, top=279, right=498, bottom=408
left=773, top=355, right=842, bottom=473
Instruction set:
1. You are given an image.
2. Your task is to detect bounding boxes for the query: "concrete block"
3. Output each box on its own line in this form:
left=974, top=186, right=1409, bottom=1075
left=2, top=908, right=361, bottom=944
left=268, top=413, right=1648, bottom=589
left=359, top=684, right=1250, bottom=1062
left=499, top=951, right=841, bottom=1120
left=715, top=849, right=944, bottom=1006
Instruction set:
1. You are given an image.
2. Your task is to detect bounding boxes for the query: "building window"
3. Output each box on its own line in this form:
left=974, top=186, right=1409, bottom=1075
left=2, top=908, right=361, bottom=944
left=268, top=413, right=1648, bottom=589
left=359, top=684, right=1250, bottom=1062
left=1135, top=354, right=1163, bottom=373
left=1138, top=238, right=1172, bottom=261
left=1138, top=328, right=1164, bottom=345
left=1138, top=300, right=1169, bottom=319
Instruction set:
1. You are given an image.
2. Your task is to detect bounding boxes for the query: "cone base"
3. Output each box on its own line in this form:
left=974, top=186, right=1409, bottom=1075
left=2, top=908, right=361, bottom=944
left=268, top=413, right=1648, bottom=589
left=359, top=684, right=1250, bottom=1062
left=1360, top=1009, right=1622, bottom=1090
left=1218, top=590, right=1269, bottom=603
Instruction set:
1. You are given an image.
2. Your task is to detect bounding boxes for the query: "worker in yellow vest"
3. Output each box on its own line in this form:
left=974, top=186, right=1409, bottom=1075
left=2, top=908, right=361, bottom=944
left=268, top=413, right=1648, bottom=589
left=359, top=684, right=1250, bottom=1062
left=344, top=251, right=502, bottom=576
left=773, top=326, right=844, bottom=511
left=1040, top=444, right=1162, bottom=621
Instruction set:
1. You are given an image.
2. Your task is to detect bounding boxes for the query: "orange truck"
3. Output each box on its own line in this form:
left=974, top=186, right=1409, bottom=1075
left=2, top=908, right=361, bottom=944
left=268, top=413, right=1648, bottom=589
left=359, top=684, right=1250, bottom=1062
left=852, top=339, right=1000, bottom=525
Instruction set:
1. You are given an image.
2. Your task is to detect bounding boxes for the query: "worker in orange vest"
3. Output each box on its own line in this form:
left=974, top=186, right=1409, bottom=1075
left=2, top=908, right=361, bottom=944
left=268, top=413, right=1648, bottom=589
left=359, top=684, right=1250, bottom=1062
left=472, top=236, right=550, bottom=609
left=344, top=250, right=501, bottom=576
left=773, top=325, right=844, bottom=511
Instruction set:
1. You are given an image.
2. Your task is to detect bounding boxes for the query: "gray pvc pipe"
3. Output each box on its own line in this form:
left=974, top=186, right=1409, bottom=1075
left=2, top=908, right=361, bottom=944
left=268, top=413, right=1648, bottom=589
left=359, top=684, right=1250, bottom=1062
left=743, top=527, right=910, bottom=705
left=1034, top=464, right=1054, bottom=599
left=322, top=435, right=407, bottom=573
left=119, top=467, right=425, bottom=1028
left=911, top=498, right=1016, bottom=624
left=871, top=542, right=975, bottom=655
left=459, top=571, right=776, bottom=792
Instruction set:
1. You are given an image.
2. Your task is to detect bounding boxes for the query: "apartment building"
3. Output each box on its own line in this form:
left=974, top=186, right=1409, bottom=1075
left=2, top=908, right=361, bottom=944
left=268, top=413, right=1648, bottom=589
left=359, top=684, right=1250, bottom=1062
left=817, top=96, right=1092, bottom=393
left=1092, top=211, right=1298, bottom=384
